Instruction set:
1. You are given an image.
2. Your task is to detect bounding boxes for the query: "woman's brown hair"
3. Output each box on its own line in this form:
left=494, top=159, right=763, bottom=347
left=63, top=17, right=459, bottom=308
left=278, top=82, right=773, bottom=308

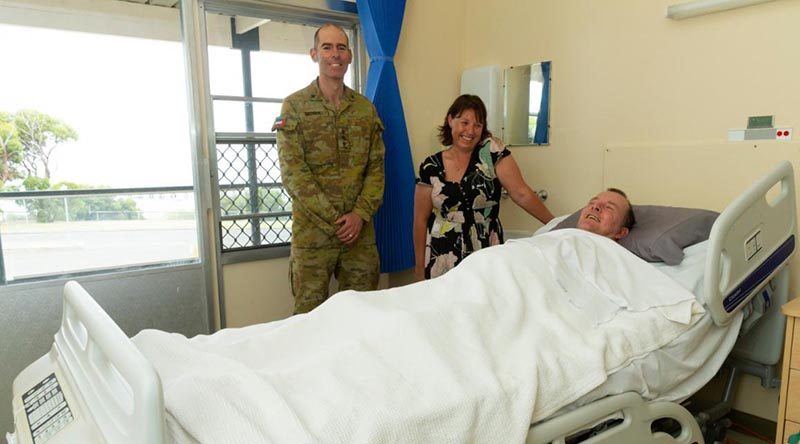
left=437, top=94, right=493, bottom=145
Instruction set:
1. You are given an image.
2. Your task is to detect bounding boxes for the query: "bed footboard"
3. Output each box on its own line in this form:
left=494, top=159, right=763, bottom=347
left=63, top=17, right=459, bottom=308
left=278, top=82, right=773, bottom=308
left=526, top=393, right=703, bottom=444
left=10, top=281, right=164, bottom=444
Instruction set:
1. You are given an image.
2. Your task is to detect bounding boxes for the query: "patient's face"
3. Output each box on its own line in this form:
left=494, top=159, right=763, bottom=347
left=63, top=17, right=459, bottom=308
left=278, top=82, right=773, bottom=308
left=577, top=191, right=630, bottom=240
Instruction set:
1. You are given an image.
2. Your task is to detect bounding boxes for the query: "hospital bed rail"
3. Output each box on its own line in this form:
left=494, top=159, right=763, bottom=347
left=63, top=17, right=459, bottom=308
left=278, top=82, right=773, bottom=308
left=526, top=392, right=702, bottom=444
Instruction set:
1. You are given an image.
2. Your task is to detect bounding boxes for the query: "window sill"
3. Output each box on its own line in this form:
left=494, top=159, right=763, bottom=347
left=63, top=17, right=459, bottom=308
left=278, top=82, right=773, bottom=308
left=221, top=245, right=291, bottom=265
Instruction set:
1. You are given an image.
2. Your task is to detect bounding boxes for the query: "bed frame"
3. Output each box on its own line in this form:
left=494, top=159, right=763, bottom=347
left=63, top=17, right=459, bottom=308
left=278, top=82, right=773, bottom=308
left=6, top=161, right=797, bottom=444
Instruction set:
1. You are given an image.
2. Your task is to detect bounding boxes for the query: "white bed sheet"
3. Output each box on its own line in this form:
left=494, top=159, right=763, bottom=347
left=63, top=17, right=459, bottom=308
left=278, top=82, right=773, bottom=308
left=134, top=230, right=703, bottom=444
left=532, top=219, right=742, bottom=420
left=161, top=243, right=740, bottom=443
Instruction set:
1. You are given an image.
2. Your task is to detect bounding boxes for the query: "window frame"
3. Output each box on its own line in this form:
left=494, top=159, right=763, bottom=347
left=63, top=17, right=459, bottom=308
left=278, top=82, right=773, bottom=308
left=0, top=3, right=200, bottom=285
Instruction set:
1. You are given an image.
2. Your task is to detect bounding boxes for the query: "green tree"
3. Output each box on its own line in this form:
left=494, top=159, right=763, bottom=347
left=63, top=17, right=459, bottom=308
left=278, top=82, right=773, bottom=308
left=0, top=112, right=23, bottom=186
left=14, top=109, right=78, bottom=179
left=17, top=179, right=141, bottom=223
left=3, top=109, right=142, bottom=223
left=59, top=182, right=140, bottom=221
left=19, top=176, right=62, bottom=223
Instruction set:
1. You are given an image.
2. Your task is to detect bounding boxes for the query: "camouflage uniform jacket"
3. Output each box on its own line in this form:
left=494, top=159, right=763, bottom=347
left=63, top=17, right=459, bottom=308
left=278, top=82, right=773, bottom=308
left=277, top=79, right=385, bottom=248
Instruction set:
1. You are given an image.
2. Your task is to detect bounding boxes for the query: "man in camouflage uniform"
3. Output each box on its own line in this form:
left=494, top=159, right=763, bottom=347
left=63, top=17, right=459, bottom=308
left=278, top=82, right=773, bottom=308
left=275, top=23, right=385, bottom=314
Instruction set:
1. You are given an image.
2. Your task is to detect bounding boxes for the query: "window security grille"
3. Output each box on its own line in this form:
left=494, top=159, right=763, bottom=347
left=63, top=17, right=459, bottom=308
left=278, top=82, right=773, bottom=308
left=216, top=137, right=292, bottom=251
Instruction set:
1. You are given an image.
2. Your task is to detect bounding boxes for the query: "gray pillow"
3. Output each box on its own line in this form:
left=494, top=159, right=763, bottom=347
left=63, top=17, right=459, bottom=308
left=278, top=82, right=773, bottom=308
left=553, top=205, right=719, bottom=265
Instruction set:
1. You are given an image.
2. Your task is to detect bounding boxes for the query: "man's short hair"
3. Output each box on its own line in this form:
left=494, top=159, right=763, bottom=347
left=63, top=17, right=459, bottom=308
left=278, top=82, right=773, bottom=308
left=607, top=187, right=636, bottom=229
left=313, top=23, right=350, bottom=49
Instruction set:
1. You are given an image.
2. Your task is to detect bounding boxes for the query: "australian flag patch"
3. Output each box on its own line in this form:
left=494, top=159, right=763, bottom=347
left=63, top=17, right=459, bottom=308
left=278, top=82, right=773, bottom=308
left=271, top=116, right=287, bottom=131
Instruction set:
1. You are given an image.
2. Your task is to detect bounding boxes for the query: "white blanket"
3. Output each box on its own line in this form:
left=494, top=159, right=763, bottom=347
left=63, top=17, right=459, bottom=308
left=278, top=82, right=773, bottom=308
left=132, top=229, right=704, bottom=444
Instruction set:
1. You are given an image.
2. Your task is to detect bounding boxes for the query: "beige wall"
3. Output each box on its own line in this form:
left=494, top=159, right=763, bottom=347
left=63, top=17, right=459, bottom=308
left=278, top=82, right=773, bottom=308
left=460, top=0, right=799, bottom=229
left=223, top=258, right=293, bottom=327
left=396, top=0, right=464, bottom=157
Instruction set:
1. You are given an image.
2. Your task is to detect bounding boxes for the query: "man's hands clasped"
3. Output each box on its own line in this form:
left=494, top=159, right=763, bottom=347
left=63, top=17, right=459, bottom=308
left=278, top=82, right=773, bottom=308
left=336, top=212, right=364, bottom=246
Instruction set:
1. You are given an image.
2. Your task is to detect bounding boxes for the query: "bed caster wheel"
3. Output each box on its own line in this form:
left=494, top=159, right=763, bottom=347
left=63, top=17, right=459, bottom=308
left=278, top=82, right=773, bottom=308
left=706, top=418, right=731, bottom=444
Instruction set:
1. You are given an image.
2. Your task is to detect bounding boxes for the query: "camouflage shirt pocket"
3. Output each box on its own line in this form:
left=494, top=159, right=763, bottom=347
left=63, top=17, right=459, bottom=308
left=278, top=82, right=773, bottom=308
left=301, top=116, right=337, bottom=166
left=348, top=121, right=371, bottom=167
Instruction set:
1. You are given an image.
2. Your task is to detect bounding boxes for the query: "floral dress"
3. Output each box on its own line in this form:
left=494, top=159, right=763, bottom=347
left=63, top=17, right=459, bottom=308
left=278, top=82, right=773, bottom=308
left=417, top=138, right=511, bottom=279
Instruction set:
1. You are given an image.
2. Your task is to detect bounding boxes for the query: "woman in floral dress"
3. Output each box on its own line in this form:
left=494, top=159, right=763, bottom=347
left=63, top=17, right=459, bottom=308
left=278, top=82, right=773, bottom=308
left=413, top=95, right=554, bottom=280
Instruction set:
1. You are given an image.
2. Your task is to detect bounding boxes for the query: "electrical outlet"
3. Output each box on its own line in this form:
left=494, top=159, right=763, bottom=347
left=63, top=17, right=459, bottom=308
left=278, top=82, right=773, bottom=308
left=776, top=128, right=792, bottom=140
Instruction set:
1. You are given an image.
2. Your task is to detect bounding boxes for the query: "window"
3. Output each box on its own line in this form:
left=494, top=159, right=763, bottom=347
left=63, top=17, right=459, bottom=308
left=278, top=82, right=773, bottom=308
left=0, top=2, right=197, bottom=283
left=203, top=11, right=359, bottom=256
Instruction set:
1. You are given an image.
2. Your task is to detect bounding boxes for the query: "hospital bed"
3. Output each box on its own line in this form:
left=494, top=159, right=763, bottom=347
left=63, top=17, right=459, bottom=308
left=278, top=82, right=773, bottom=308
left=5, top=160, right=797, bottom=444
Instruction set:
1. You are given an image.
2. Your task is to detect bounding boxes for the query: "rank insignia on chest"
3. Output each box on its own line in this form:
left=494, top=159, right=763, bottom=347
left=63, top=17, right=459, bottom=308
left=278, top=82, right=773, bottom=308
left=271, top=116, right=287, bottom=131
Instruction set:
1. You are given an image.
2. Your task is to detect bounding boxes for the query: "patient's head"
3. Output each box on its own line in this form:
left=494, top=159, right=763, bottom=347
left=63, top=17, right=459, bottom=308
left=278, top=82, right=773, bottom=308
left=576, top=188, right=635, bottom=240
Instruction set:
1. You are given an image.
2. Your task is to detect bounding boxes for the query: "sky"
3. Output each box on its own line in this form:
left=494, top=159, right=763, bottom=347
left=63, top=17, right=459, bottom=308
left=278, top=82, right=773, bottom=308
left=0, top=22, right=335, bottom=189
left=0, top=24, right=192, bottom=188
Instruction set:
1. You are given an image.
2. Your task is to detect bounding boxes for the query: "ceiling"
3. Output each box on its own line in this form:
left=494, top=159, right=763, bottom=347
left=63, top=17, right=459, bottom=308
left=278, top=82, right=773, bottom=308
left=116, top=0, right=179, bottom=7
left=114, top=0, right=357, bottom=9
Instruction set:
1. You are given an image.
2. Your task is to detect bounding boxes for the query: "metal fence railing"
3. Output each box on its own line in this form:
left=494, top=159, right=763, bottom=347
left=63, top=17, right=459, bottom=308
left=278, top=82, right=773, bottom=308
left=0, top=186, right=198, bottom=283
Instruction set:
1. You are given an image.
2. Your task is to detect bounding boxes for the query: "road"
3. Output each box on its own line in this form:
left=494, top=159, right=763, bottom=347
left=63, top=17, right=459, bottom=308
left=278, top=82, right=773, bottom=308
left=1, top=220, right=199, bottom=280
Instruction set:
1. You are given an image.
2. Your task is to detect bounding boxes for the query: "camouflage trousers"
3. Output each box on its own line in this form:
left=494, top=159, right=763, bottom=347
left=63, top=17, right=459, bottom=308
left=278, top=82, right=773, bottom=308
left=290, top=240, right=380, bottom=314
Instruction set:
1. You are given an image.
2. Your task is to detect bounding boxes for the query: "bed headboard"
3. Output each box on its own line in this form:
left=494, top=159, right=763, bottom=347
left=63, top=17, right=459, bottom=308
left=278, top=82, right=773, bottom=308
left=703, top=161, right=797, bottom=327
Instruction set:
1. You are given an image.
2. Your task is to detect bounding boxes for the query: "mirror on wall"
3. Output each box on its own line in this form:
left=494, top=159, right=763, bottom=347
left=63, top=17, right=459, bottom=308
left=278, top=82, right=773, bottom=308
left=503, top=61, right=551, bottom=146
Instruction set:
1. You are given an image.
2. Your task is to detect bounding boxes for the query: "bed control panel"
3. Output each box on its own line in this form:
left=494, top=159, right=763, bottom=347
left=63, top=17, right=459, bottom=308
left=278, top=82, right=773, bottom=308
left=21, top=373, right=73, bottom=444
left=12, top=349, right=106, bottom=444
left=745, top=229, right=763, bottom=261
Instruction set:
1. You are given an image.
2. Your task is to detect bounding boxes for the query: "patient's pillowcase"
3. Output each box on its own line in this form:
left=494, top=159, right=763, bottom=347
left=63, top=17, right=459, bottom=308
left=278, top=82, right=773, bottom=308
left=553, top=206, right=719, bottom=265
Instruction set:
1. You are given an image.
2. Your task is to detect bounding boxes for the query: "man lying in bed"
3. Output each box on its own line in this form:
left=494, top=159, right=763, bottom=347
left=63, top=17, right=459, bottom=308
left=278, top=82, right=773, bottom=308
left=573, top=187, right=636, bottom=241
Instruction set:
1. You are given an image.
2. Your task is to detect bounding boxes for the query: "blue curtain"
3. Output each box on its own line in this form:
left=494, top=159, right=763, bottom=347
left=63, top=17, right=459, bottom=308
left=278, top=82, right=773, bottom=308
left=356, top=0, right=416, bottom=273
left=533, top=61, right=551, bottom=144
